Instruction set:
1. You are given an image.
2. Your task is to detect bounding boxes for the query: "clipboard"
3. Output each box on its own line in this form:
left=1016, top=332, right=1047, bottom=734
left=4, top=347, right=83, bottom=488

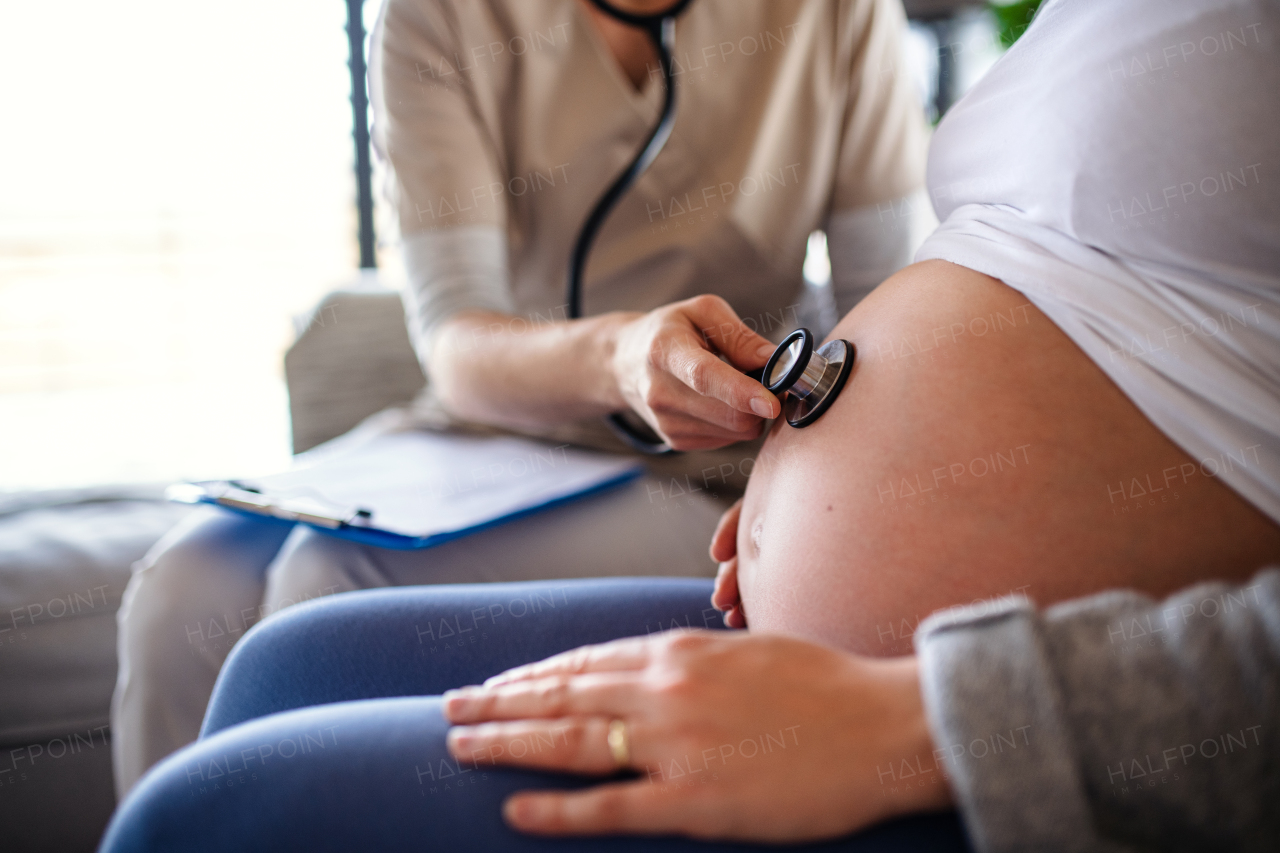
left=167, top=431, right=644, bottom=550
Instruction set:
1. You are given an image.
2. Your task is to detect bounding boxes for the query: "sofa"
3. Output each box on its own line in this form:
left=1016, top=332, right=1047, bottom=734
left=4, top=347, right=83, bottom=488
left=0, top=278, right=427, bottom=852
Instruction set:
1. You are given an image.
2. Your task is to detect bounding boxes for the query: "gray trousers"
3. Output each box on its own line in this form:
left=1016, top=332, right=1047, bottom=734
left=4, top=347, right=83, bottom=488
left=110, top=475, right=727, bottom=797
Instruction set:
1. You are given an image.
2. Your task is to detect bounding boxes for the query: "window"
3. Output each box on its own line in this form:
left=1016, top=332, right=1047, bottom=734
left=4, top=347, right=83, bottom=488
left=1, top=1, right=374, bottom=489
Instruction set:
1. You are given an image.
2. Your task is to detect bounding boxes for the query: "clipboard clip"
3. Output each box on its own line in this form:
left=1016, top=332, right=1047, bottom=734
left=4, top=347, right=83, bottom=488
left=166, top=482, right=374, bottom=529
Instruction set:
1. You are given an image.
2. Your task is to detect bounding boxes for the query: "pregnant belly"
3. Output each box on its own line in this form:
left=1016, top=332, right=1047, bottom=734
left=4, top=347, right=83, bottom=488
left=734, top=260, right=1279, bottom=655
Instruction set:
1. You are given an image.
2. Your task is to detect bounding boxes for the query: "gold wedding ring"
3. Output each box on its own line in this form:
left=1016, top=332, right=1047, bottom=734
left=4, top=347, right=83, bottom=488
left=607, top=719, right=631, bottom=768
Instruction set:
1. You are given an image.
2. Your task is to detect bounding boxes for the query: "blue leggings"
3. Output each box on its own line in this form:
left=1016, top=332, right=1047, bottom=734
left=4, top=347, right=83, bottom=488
left=100, top=578, right=970, bottom=852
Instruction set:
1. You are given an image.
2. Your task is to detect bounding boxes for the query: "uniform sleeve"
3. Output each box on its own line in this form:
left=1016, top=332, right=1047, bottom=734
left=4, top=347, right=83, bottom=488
left=370, top=0, right=516, bottom=362
left=823, top=0, right=931, bottom=316
left=829, top=0, right=929, bottom=213
left=914, top=568, right=1280, bottom=853
left=824, top=189, right=934, bottom=317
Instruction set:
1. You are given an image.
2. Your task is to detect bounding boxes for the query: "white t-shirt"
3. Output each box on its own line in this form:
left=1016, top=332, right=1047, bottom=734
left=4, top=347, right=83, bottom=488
left=917, top=0, right=1280, bottom=524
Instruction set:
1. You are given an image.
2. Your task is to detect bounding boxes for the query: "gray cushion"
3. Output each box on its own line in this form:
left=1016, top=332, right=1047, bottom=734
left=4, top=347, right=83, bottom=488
left=0, top=495, right=194, bottom=745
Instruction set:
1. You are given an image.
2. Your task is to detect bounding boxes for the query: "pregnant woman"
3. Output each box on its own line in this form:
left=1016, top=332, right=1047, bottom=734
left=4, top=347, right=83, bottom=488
left=101, top=0, right=1280, bottom=849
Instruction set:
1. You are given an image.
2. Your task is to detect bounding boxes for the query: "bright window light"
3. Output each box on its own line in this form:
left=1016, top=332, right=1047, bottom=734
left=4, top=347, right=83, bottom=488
left=0, top=1, right=369, bottom=490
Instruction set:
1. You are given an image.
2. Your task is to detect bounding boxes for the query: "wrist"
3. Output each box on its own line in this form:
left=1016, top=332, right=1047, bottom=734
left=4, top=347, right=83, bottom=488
left=877, top=656, right=956, bottom=818
left=586, top=310, right=641, bottom=412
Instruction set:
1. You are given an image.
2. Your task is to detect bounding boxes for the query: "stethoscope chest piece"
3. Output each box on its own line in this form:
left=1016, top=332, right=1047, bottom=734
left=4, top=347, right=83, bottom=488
left=762, top=328, right=855, bottom=428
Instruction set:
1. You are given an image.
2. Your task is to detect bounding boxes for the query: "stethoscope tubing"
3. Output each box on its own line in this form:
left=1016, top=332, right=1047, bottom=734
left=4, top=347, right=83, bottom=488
left=565, top=0, right=850, bottom=453
left=566, top=0, right=692, bottom=454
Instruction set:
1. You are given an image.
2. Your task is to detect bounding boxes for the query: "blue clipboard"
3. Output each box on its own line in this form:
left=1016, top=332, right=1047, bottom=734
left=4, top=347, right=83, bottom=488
left=167, top=432, right=645, bottom=550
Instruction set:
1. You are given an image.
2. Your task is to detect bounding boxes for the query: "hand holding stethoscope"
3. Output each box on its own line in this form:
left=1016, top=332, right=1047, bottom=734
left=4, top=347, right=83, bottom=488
left=606, top=294, right=783, bottom=452
left=573, top=0, right=854, bottom=453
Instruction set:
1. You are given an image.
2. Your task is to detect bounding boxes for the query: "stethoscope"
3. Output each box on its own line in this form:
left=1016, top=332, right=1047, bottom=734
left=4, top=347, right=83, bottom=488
left=568, top=0, right=854, bottom=453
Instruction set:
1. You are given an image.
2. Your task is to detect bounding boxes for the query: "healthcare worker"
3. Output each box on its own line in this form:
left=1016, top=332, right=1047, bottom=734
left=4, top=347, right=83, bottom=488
left=112, top=0, right=931, bottom=795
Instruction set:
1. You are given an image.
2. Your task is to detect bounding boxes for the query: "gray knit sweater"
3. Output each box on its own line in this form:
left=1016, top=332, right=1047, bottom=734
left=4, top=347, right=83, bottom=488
left=916, top=568, right=1279, bottom=852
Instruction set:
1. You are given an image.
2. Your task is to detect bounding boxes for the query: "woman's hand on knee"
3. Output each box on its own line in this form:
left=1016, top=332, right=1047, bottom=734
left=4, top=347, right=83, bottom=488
left=443, top=631, right=952, bottom=842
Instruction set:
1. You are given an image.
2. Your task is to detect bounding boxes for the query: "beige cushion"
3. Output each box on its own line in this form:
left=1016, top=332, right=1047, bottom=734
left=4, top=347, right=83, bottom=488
left=285, top=286, right=427, bottom=453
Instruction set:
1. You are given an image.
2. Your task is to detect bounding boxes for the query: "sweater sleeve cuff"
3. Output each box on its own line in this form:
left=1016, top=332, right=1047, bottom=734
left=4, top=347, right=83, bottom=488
left=914, top=598, right=1121, bottom=853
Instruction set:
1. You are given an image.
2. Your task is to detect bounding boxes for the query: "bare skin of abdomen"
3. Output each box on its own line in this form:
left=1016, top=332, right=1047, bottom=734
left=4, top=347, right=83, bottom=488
left=735, top=260, right=1280, bottom=655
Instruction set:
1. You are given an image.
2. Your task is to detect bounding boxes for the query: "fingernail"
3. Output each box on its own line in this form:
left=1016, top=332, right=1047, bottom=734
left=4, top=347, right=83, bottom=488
left=442, top=688, right=474, bottom=714
left=504, top=795, right=546, bottom=828
left=446, top=727, right=472, bottom=752
left=756, top=342, right=775, bottom=359
left=750, top=397, right=774, bottom=418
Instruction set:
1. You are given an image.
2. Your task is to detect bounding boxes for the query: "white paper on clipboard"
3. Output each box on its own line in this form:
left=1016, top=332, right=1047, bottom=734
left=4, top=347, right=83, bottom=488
left=169, top=431, right=643, bottom=548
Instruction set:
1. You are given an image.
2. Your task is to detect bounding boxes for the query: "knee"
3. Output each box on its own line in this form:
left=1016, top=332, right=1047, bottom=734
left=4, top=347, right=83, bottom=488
left=100, top=726, right=268, bottom=852
left=125, top=514, right=225, bottom=614
left=118, top=511, right=281, bottom=656
left=203, top=593, right=371, bottom=733
left=98, top=761, right=187, bottom=853
left=105, top=699, right=450, bottom=852
left=216, top=598, right=333, bottom=682
left=264, top=528, right=364, bottom=610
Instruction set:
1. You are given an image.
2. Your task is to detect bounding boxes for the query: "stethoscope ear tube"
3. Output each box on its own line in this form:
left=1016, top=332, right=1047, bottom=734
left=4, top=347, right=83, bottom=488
left=567, top=1, right=691, bottom=455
